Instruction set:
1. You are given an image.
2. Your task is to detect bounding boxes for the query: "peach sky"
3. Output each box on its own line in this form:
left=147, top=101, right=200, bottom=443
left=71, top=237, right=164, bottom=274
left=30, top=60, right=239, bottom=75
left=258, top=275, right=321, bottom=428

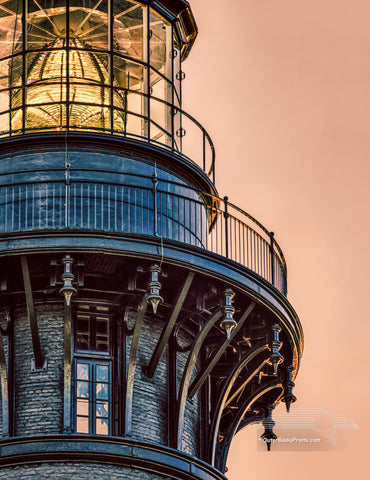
left=184, top=1, right=369, bottom=478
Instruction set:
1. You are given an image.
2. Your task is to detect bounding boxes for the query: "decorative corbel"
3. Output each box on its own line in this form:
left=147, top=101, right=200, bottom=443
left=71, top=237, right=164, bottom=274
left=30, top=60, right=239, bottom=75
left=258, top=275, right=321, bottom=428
left=267, top=323, right=284, bottom=374
left=219, top=288, right=237, bottom=339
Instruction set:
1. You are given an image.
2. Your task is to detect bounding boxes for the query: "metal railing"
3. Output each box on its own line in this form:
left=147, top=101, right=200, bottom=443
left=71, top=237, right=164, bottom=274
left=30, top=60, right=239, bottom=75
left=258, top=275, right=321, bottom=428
left=0, top=171, right=287, bottom=294
left=0, top=88, right=215, bottom=182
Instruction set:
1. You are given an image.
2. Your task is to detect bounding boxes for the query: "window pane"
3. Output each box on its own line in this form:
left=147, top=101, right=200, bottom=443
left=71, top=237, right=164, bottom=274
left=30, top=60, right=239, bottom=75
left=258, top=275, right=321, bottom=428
left=77, top=362, right=89, bottom=380
left=77, top=380, right=89, bottom=398
left=77, top=399, right=89, bottom=416
left=96, top=364, right=108, bottom=382
left=96, top=417, right=108, bottom=435
left=77, top=315, right=90, bottom=350
left=96, top=401, right=109, bottom=418
left=77, top=416, right=89, bottom=434
left=96, top=382, right=108, bottom=400
left=96, top=317, right=108, bottom=333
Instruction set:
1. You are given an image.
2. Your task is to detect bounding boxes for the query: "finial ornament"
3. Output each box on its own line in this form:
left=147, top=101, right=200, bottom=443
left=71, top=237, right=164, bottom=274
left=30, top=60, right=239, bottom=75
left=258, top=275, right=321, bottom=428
left=282, top=364, right=297, bottom=412
left=147, top=264, right=163, bottom=314
left=219, top=288, right=237, bottom=339
left=59, top=254, right=77, bottom=306
left=260, top=405, right=277, bottom=451
left=268, top=323, right=284, bottom=374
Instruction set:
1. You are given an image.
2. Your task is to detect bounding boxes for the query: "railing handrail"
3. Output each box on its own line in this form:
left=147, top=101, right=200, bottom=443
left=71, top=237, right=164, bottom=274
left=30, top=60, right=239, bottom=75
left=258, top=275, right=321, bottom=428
left=0, top=89, right=216, bottom=182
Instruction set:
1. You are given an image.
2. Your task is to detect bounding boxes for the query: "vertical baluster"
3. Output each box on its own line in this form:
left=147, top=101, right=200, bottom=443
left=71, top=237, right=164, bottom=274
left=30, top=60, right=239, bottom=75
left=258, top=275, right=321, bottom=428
left=17, top=184, right=21, bottom=231
left=269, top=232, right=275, bottom=287
left=108, top=185, right=111, bottom=231
left=224, top=196, right=229, bottom=258
left=87, top=184, right=90, bottom=230
left=25, top=184, right=28, bottom=230
left=121, top=186, right=124, bottom=232
left=203, top=131, right=206, bottom=172
left=128, top=187, right=131, bottom=233
left=114, top=185, right=117, bottom=232
left=11, top=186, right=15, bottom=231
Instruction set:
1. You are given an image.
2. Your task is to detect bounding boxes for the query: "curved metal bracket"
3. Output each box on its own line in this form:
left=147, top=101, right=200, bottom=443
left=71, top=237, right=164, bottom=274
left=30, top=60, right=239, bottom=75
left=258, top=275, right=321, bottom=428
left=216, top=380, right=283, bottom=471
left=188, top=302, right=255, bottom=399
left=176, top=310, right=222, bottom=450
left=208, top=344, right=270, bottom=465
left=125, top=294, right=148, bottom=436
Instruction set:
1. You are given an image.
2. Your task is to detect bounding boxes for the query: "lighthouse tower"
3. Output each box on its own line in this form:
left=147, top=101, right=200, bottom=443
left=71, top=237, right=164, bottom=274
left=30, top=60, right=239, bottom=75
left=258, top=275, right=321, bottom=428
left=0, top=1, right=303, bottom=479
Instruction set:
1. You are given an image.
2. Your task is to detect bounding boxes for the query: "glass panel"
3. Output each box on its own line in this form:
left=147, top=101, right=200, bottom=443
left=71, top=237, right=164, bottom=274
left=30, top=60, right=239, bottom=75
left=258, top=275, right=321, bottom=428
left=25, top=104, right=66, bottom=130
left=96, top=382, right=108, bottom=400
left=96, top=364, right=108, bottom=382
left=0, top=1, right=23, bottom=58
left=113, top=1, right=143, bottom=61
left=96, top=317, right=108, bottom=334
left=70, top=0, right=108, bottom=50
left=27, top=0, right=65, bottom=51
left=125, top=110, right=141, bottom=138
left=113, top=55, right=143, bottom=91
left=3, top=53, right=22, bottom=92
left=96, top=317, right=110, bottom=351
left=77, top=398, right=89, bottom=416
left=96, top=306, right=109, bottom=311
left=70, top=98, right=111, bottom=130
left=96, top=417, right=108, bottom=435
left=77, top=415, right=89, bottom=433
left=0, top=110, right=9, bottom=134
left=77, top=380, right=89, bottom=398
left=96, top=400, right=109, bottom=418
left=77, top=315, right=90, bottom=349
left=77, top=362, right=89, bottom=380
left=149, top=9, right=167, bottom=74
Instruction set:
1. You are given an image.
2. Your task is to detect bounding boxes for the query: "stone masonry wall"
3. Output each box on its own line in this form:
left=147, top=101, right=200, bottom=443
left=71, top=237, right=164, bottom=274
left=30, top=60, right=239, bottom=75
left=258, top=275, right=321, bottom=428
left=129, top=314, right=169, bottom=445
left=14, top=302, right=64, bottom=436
left=0, top=462, right=169, bottom=480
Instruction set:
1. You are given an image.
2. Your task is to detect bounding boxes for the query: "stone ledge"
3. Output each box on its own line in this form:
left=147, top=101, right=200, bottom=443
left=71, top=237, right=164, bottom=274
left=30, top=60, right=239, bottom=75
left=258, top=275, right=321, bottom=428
left=0, top=437, right=227, bottom=480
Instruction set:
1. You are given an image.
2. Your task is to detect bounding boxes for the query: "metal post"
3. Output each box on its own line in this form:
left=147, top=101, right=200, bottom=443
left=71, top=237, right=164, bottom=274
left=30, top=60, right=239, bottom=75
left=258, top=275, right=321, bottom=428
left=152, top=171, right=158, bottom=237
left=224, top=196, right=229, bottom=258
left=203, top=131, right=206, bottom=172
left=269, top=231, right=275, bottom=286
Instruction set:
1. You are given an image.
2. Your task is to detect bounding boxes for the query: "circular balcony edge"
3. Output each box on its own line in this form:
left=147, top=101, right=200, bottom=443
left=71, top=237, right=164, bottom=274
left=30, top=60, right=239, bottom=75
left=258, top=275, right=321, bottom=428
left=0, top=436, right=226, bottom=480
left=0, top=132, right=217, bottom=197
left=0, top=230, right=303, bottom=367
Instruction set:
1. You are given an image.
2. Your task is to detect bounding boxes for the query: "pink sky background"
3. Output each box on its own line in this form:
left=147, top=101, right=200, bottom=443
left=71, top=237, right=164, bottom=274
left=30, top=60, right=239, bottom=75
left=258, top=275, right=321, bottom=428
left=184, top=1, right=369, bottom=478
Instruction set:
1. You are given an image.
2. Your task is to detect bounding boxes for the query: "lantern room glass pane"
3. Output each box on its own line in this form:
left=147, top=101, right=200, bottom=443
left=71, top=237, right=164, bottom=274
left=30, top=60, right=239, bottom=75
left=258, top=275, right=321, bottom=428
left=149, top=9, right=167, bottom=76
left=0, top=1, right=23, bottom=57
left=113, top=1, right=143, bottom=61
left=27, top=0, right=65, bottom=50
left=113, top=55, right=143, bottom=90
left=0, top=0, right=179, bottom=142
left=69, top=0, right=109, bottom=50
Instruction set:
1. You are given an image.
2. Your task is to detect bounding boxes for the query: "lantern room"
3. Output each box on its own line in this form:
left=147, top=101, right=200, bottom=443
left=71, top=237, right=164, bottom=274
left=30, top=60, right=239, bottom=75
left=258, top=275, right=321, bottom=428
left=0, top=0, right=197, bottom=144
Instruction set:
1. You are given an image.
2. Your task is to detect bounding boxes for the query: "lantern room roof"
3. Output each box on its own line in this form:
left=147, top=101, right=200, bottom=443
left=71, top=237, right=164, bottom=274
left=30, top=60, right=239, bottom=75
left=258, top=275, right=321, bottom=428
left=148, top=0, right=198, bottom=58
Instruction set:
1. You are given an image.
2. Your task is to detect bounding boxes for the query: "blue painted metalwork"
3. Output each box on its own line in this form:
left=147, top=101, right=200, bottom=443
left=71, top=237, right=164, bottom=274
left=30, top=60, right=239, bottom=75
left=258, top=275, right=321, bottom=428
left=0, top=165, right=287, bottom=294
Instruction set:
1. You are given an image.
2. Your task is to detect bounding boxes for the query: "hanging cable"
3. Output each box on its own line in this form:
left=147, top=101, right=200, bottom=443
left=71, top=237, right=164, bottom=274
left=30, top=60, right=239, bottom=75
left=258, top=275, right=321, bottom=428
left=152, top=161, right=164, bottom=268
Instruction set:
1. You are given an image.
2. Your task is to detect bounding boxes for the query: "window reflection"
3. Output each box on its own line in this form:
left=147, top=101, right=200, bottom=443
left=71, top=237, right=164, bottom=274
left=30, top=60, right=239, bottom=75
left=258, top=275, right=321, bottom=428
left=75, top=360, right=111, bottom=436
